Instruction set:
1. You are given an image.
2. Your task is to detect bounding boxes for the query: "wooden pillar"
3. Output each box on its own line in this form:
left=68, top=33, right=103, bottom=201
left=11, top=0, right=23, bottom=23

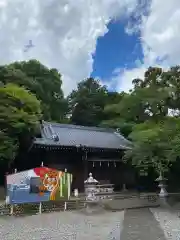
left=79, top=146, right=88, bottom=192
left=83, top=150, right=88, bottom=181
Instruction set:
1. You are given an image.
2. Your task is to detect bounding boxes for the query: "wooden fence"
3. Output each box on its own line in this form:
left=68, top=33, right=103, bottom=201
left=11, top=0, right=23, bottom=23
left=0, top=192, right=162, bottom=217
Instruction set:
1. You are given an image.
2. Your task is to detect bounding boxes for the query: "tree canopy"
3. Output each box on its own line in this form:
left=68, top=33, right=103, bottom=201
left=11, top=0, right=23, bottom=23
left=0, top=60, right=68, bottom=122
left=103, top=67, right=180, bottom=175
left=1, top=59, right=180, bottom=179
left=124, top=118, right=180, bottom=175
left=68, top=78, right=108, bottom=126
left=0, top=83, right=41, bottom=166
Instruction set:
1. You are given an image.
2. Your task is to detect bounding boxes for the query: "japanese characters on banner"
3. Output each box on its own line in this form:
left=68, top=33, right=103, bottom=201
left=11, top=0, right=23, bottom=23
left=6, top=167, right=73, bottom=204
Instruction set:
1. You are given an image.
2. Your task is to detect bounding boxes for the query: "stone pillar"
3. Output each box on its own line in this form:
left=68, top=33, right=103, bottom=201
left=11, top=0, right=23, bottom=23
left=122, top=183, right=128, bottom=192
left=83, top=150, right=88, bottom=181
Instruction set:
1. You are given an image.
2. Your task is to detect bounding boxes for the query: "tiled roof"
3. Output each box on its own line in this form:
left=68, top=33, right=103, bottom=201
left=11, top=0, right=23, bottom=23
left=34, top=121, right=132, bottom=150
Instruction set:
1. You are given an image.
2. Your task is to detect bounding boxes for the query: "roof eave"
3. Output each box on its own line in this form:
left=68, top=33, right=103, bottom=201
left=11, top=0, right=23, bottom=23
left=33, top=138, right=131, bottom=151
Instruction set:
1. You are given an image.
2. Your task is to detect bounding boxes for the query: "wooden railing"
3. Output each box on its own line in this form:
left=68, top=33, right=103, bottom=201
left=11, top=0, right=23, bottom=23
left=0, top=200, right=85, bottom=216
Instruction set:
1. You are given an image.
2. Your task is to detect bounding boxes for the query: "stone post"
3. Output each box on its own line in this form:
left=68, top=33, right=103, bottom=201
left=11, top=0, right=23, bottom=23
left=122, top=183, right=128, bottom=192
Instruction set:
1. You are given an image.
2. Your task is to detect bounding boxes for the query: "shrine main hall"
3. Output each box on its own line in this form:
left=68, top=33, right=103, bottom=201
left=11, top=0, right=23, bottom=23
left=15, top=121, right=135, bottom=192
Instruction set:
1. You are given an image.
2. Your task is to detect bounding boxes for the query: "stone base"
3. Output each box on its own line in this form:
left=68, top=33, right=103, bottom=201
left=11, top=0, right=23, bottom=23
left=81, top=201, right=105, bottom=215
left=159, top=196, right=171, bottom=208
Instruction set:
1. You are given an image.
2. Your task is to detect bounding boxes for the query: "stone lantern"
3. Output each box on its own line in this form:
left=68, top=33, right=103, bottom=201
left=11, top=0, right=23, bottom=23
left=156, top=173, right=168, bottom=197
left=84, top=173, right=101, bottom=214
left=84, top=173, right=99, bottom=201
left=156, top=172, right=169, bottom=207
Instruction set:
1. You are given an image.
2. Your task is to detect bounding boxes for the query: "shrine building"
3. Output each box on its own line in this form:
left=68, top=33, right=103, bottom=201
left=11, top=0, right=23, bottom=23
left=14, top=121, right=136, bottom=192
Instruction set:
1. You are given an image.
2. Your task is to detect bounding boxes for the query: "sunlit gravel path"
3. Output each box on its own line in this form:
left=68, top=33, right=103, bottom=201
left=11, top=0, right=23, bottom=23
left=120, top=208, right=167, bottom=240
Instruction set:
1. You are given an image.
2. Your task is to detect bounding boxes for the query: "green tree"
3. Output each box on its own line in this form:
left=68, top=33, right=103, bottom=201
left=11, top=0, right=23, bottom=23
left=100, top=94, right=134, bottom=137
left=0, top=83, right=42, bottom=165
left=0, top=60, right=68, bottom=122
left=101, top=67, right=170, bottom=137
left=68, top=78, right=108, bottom=126
left=124, top=117, right=180, bottom=176
left=120, top=67, right=180, bottom=175
left=161, top=66, right=180, bottom=115
left=0, top=131, right=18, bottom=164
left=100, top=66, right=180, bottom=177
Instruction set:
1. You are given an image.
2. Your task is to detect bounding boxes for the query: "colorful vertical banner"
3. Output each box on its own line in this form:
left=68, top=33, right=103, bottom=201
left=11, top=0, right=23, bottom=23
left=6, top=167, right=73, bottom=204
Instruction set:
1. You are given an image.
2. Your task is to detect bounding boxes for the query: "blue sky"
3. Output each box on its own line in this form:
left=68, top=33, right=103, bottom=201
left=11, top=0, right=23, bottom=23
left=91, top=20, right=143, bottom=83
left=1, top=0, right=179, bottom=95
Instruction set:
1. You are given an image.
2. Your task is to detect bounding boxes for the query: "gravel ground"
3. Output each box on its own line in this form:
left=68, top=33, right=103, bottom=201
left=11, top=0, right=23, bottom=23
left=150, top=208, right=180, bottom=240
left=1, top=207, right=180, bottom=240
left=0, top=210, right=124, bottom=240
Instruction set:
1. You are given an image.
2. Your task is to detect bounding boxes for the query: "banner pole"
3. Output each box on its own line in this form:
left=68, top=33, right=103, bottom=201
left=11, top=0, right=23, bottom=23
left=67, top=173, right=70, bottom=200
left=60, top=175, right=63, bottom=197
left=38, top=162, right=44, bottom=214
left=64, top=201, right=67, bottom=211
left=39, top=202, right=42, bottom=214
left=10, top=168, right=17, bottom=215
left=5, top=172, right=9, bottom=205
left=10, top=205, right=14, bottom=215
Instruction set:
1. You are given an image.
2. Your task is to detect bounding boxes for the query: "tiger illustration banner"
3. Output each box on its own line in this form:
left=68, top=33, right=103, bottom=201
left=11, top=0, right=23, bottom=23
left=6, top=167, right=73, bottom=204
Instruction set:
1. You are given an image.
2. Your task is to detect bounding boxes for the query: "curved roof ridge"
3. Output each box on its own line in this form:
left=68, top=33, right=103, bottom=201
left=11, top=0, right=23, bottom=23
left=37, top=120, right=132, bottom=150
left=43, top=121, right=118, bottom=133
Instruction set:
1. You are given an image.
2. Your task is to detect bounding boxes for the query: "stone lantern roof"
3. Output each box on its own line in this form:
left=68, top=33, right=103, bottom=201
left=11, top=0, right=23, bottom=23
left=84, top=173, right=99, bottom=184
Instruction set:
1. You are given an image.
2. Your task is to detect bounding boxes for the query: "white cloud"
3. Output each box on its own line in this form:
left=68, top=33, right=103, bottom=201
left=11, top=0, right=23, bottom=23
left=115, top=66, right=146, bottom=92
left=0, top=0, right=138, bottom=95
left=114, top=0, right=180, bottom=93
